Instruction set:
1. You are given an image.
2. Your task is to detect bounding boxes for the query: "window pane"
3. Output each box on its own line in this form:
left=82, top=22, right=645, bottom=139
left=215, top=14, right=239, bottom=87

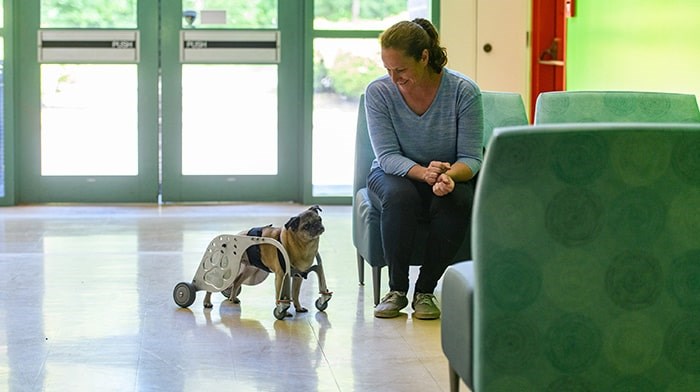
left=41, top=65, right=138, bottom=176
left=314, top=0, right=430, bottom=30
left=313, top=38, right=384, bottom=197
left=41, top=0, right=137, bottom=28
left=181, top=65, right=277, bottom=175
left=312, top=1, right=432, bottom=197
left=182, top=0, right=277, bottom=29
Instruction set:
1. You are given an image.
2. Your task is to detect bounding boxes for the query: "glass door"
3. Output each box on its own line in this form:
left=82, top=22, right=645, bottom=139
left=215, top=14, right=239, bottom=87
left=160, top=0, right=302, bottom=202
left=15, top=0, right=302, bottom=203
left=16, top=0, right=157, bottom=203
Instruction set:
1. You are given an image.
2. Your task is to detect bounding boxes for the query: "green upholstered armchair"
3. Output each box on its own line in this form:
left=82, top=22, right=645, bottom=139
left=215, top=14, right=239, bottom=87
left=442, top=122, right=700, bottom=391
left=352, top=92, right=529, bottom=305
left=534, top=90, right=700, bottom=124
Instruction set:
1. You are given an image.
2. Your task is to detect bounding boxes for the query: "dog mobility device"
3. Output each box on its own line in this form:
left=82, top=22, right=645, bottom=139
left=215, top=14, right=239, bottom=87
left=173, top=233, right=332, bottom=320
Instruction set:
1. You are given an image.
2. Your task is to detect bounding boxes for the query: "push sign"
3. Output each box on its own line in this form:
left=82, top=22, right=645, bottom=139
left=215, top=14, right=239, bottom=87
left=180, top=30, right=280, bottom=64
left=112, top=40, right=136, bottom=49
left=38, top=30, right=140, bottom=63
left=185, top=40, right=208, bottom=49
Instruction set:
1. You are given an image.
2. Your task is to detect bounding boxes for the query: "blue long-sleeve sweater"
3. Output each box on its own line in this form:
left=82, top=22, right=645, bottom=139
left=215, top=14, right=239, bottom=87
left=365, top=68, right=484, bottom=178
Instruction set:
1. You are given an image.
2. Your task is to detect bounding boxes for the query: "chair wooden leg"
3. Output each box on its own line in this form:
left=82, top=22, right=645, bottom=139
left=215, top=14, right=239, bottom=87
left=372, top=266, right=382, bottom=305
left=449, top=364, right=460, bottom=392
left=356, top=252, right=365, bottom=286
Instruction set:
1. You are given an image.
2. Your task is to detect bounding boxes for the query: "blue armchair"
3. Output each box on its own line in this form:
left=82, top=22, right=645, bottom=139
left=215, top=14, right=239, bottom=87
left=352, top=91, right=529, bottom=305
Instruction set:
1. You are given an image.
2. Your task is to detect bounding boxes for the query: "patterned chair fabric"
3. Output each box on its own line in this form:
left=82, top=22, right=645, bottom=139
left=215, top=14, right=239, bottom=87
left=534, top=91, right=700, bottom=124
left=352, top=92, right=528, bottom=305
left=442, top=123, right=700, bottom=391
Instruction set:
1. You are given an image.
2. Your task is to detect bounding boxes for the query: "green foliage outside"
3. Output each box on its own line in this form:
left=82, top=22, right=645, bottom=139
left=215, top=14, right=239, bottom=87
left=41, top=0, right=137, bottom=28
left=42, top=0, right=408, bottom=27
left=315, top=0, right=406, bottom=22
left=324, top=52, right=384, bottom=99
left=312, top=0, right=406, bottom=98
left=182, top=0, right=277, bottom=28
left=41, top=0, right=403, bottom=99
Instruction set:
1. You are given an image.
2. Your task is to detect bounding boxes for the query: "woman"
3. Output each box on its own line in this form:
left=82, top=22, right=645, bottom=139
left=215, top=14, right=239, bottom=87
left=365, top=18, right=483, bottom=319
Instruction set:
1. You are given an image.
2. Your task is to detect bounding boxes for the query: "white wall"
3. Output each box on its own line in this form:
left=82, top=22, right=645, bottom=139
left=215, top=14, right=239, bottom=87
left=441, top=0, right=531, bottom=109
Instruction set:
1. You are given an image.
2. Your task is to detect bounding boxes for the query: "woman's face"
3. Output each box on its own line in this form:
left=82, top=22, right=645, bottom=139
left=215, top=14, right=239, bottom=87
left=381, top=47, right=428, bottom=92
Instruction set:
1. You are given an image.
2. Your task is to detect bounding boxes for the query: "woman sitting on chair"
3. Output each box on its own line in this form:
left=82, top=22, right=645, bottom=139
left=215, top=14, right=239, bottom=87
left=365, top=18, right=483, bottom=320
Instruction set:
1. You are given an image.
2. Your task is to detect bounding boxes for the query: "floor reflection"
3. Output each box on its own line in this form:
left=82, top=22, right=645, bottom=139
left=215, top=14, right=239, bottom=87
left=0, top=204, right=454, bottom=392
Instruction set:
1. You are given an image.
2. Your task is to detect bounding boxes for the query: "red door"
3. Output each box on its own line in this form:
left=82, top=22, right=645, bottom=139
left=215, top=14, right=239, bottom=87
left=530, top=0, right=569, bottom=119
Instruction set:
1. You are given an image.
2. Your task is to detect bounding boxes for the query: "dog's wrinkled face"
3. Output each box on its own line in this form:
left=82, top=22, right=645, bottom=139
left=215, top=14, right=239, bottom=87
left=284, top=205, right=325, bottom=241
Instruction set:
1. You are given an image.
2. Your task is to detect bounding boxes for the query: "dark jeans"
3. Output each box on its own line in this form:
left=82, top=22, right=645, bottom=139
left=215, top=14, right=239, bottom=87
left=367, top=167, right=475, bottom=294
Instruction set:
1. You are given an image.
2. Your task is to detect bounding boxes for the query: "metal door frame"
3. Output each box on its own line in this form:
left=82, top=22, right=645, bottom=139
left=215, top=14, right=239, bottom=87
left=13, top=0, right=304, bottom=203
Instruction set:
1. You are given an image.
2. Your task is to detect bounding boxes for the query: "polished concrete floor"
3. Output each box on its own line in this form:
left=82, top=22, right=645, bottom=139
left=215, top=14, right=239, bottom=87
left=0, top=203, right=467, bottom=392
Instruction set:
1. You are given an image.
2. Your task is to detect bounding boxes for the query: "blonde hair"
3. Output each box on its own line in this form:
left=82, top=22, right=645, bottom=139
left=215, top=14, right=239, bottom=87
left=379, top=18, right=448, bottom=73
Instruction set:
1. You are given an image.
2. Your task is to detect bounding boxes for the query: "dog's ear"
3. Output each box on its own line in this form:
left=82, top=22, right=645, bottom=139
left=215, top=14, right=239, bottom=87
left=308, top=205, right=322, bottom=214
left=285, top=216, right=301, bottom=231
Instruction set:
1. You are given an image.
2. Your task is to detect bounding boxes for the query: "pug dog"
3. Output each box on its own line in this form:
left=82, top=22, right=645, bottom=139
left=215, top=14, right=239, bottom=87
left=203, top=205, right=325, bottom=313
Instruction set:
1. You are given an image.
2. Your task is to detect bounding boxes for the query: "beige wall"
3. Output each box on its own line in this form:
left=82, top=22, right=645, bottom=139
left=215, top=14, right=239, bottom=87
left=440, top=0, right=477, bottom=77
left=440, top=0, right=531, bottom=109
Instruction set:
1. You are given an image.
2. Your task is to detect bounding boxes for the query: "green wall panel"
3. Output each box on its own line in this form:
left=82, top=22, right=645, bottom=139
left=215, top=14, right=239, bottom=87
left=566, top=0, right=700, bottom=103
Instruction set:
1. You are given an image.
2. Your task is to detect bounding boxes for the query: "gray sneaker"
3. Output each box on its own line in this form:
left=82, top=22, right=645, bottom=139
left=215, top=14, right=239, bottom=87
left=412, top=293, right=441, bottom=320
left=374, top=291, right=409, bottom=318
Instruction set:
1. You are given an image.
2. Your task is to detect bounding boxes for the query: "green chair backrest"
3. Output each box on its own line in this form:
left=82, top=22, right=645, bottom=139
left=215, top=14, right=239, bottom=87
left=534, top=91, right=700, bottom=124
left=482, top=91, right=529, bottom=148
left=353, top=94, right=374, bottom=194
left=473, top=122, right=700, bottom=391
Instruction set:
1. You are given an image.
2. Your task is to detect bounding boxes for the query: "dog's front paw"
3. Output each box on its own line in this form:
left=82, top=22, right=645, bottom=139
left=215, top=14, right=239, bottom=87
left=295, top=306, right=309, bottom=313
left=203, top=292, right=214, bottom=309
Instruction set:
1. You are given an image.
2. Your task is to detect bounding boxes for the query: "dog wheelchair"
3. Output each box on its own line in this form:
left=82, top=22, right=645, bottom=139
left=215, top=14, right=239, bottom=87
left=173, top=234, right=332, bottom=320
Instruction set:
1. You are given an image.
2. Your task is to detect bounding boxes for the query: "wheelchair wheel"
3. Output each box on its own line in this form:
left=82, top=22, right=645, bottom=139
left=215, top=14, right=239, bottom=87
left=173, top=282, right=197, bottom=308
left=315, top=297, right=329, bottom=312
left=273, top=302, right=291, bottom=320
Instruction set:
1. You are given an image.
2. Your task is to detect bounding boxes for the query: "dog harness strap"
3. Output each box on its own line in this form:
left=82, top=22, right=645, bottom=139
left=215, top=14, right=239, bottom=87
left=246, top=226, right=286, bottom=274
left=292, top=267, right=309, bottom=279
